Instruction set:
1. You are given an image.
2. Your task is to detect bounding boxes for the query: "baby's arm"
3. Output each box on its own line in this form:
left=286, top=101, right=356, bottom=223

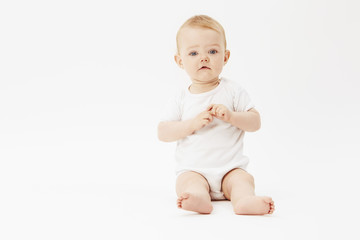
left=229, top=108, right=261, bottom=132
left=208, top=104, right=261, bottom=132
left=158, top=111, right=213, bottom=142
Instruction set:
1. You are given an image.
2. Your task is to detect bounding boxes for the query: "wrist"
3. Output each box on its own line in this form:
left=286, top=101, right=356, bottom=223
left=185, top=119, right=196, bottom=135
left=228, top=111, right=234, bottom=124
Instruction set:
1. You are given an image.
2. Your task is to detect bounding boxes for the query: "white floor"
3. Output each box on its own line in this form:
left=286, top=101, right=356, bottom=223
left=1, top=136, right=359, bottom=240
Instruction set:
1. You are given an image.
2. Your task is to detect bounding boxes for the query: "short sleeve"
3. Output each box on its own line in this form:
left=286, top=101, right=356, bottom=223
left=233, top=87, right=255, bottom=112
left=159, top=91, right=183, bottom=122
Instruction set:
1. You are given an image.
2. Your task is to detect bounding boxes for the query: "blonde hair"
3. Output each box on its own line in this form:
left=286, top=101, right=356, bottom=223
left=176, top=15, right=227, bottom=54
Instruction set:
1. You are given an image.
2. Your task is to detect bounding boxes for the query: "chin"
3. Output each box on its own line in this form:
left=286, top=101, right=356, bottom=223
left=200, top=79, right=218, bottom=83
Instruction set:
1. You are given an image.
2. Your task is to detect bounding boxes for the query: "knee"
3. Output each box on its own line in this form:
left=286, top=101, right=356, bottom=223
left=230, top=169, right=255, bottom=186
left=177, top=172, right=209, bottom=189
left=182, top=175, right=201, bottom=186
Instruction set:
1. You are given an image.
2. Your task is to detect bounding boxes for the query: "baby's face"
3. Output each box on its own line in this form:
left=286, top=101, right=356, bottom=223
left=176, top=27, right=229, bottom=84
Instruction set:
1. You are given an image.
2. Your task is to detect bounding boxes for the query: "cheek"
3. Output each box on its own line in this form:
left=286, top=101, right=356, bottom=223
left=183, top=58, right=197, bottom=70
left=182, top=62, right=195, bottom=74
left=212, top=57, right=225, bottom=68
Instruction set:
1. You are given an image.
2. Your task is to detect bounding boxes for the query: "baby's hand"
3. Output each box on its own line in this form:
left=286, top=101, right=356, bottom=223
left=207, top=104, right=232, bottom=123
left=191, top=110, right=214, bottom=132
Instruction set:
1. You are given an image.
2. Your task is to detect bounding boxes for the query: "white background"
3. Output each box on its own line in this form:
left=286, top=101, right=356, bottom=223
left=1, top=0, right=360, bottom=239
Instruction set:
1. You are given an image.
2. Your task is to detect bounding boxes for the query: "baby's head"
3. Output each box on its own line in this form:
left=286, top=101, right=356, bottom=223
left=175, top=15, right=230, bottom=84
left=176, top=15, right=227, bottom=55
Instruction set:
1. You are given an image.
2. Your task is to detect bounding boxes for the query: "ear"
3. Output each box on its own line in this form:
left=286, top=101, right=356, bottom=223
left=224, top=50, right=230, bottom=65
left=174, top=54, right=184, bottom=69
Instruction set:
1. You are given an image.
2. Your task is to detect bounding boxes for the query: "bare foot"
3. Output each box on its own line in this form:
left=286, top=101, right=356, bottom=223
left=177, top=192, right=213, bottom=214
left=233, top=196, right=275, bottom=215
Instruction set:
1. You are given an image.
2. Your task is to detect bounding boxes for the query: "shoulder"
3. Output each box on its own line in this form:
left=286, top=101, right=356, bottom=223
left=220, top=77, right=247, bottom=95
left=175, top=88, right=187, bottom=101
left=166, top=87, right=187, bottom=106
left=222, top=78, right=255, bottom=111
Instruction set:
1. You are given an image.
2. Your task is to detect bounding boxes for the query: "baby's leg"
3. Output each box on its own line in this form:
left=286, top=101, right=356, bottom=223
left=176, top=171, right=213, bottom=214
left=222, top=168, right=275, bottom=215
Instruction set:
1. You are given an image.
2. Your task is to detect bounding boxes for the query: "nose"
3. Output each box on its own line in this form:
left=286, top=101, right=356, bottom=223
left=201, top=56, right=209, bottom=62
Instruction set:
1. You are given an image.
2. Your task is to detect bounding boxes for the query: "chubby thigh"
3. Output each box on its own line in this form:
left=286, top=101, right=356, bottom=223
left=176, top=168, right=250, bottom=200
left=176, top=171, right=210, bottom=197
left=221, top=168, right=255, bottom=200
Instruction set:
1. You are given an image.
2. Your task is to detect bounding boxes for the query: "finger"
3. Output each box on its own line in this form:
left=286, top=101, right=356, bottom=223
left=219, top=109, right=225, bottom=117
left=207, top=104, right=214, bottom=112
left=215, top=107, right=221, bottom=116
left=211, top=105, right=218, bottom=115
left=205, top=111, right=214, bottom=119
left=211, top=104, right=220, bottom=114
left=217, top=106, right=227, bottom=117
left=204, top=115, right=213, bottom=122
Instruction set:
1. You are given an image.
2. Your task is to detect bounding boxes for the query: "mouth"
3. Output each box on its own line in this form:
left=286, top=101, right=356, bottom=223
left=199, top=66, right=211, bottom=70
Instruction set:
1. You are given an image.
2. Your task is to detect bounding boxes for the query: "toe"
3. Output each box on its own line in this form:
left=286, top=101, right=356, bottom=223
left=181, top=193, right=190, bottom=199
left=268, top=204, right=275, bottom=214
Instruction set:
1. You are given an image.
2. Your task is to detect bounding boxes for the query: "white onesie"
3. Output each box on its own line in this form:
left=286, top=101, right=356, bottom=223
left=162, top=78, right=255, bottom=200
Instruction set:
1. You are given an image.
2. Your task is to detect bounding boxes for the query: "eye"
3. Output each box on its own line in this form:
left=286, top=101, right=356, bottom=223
left=189, top=51, right=198, bottom=56
left=209, top=49, right=218, bottom=54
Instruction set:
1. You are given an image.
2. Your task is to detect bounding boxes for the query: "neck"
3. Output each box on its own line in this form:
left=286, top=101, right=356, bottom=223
left=189, top=78, right=220, bottom=94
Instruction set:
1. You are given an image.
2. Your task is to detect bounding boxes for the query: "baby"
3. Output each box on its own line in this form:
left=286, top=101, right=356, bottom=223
left=158, top=15, right=275, bottom=215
